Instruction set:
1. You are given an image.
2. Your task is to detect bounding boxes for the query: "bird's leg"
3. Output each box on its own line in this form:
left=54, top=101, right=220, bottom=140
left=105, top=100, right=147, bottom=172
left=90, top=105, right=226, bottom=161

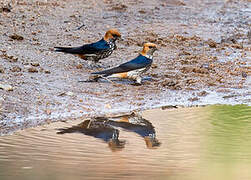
left=136, top=76, right=142, bottom=84
left=132, top=76, right=142, bottom=86
left=101, top=76, right=118, bottom=85
left=87, top=119, right=92, bottom=129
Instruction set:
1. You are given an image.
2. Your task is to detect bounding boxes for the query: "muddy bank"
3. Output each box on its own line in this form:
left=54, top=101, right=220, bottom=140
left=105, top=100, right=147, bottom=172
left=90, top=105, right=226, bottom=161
left=0, top=0, right=250, bottom=135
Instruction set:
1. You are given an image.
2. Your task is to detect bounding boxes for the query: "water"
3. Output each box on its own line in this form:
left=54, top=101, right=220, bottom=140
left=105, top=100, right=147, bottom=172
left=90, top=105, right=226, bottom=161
left=0, top=105, right=250, bottom=180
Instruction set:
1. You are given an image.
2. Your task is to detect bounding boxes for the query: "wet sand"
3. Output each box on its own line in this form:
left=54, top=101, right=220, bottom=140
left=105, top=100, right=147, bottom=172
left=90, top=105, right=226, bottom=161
left=0, top=0, right=250, bottom=134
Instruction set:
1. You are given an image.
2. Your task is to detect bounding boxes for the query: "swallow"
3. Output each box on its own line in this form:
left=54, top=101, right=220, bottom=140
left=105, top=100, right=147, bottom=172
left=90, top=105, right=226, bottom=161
left=90, top=42, right=157, bottom=84
left=54, top=29, right=121, bottom=63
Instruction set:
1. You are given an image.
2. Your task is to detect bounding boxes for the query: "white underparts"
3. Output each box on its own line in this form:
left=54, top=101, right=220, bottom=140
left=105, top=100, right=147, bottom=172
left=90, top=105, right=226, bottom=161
left=108, top=67, right=146, bottom=83
left=145, top=54, right=153, bottom=59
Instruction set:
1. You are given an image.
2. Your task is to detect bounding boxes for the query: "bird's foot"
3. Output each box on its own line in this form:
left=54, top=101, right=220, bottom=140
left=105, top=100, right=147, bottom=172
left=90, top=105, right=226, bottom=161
left=131, top=77, right=143, bottom=86
left=101, top=76, right=118, bottom=84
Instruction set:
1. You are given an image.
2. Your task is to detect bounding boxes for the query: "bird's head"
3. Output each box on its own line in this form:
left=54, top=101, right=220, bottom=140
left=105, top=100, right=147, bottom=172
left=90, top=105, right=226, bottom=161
left=140, top=43, right=157, bottom=58
left=104, top=29, right=121, bottom=42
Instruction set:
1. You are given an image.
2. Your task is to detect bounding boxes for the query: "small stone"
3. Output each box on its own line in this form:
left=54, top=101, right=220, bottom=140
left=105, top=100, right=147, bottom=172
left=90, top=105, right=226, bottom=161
left=179, top=51, right=191, bottom=56
left=223, top=95, right=237, bottom=99
left=207, top=39, right=217, bottom=48
left=241, top=72, right=247, bottom=78
left=2, top=53, right=18, bottom=62
left=59, top=91, right=74, bottom=96
left=0, top=4, right=12, bottom=13
left=151, top=63, right=158, bottom=68
left=31, top=62, right=40, bottom=67
left=161, top=105, right=178, bottom=110
left=28, top=67, right=38, bottom=73
left=110, top=4, right=128, bottom=12
left=76, top=64, right=83, bottom=69
left=231, top=43, right=243, bottom=49
left=0, top=84, right=13, bottom=91
left=44, top=70, right=51, bottom=74
left=197, top=91, right=209, bottom=97
left=188, top=97, right=199, bottom=102
left=138, top=10, right=146, bottom=14
left=0, top=67, right=4, bottom=73
left=9, top=34, right=24, bottom=41
left=161, top=79, right=176, bottom=87
left=11, top=66, right=22, bottom=72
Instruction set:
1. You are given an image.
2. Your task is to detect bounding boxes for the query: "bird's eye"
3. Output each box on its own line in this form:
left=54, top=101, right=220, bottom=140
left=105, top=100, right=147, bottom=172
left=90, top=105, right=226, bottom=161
left=149, top=46, right=153, bottom=48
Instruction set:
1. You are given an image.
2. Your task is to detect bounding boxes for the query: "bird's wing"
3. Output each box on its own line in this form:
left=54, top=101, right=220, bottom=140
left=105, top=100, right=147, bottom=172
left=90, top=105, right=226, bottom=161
left=55, top=39, right=109, bottom=54
left=92, top=55, right=152, bottom=75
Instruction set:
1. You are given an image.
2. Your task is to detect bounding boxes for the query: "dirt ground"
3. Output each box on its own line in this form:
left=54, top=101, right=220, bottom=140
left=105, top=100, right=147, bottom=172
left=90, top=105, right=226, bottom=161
left=0, top=0, right=250, bottom=135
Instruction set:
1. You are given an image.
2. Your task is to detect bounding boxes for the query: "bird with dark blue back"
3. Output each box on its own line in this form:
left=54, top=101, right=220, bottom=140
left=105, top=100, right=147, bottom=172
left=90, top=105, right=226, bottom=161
left=91, top=43, right=157, bottom=85
left=54, top=29, right=121, bottom=63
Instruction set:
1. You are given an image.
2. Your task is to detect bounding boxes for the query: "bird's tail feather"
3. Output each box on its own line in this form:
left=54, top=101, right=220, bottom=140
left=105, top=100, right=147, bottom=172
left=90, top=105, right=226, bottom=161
left=91, top=67, right=124, bottom=76
left=54, top=47, right=81, bottom=54
left=79, top=75, right=102, bottom=83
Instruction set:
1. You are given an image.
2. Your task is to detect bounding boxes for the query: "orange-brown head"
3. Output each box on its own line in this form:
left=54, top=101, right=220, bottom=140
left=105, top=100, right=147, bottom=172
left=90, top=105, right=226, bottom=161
left=140, top=43, right=157, bottom=57
left=104, top=29, right=121, bottom=42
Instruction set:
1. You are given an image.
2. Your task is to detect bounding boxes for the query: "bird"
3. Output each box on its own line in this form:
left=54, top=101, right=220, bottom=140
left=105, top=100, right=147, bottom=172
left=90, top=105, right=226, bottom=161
left=90, top=42, right=157, bottom=85
left=54, top=29, right=121, bottom=63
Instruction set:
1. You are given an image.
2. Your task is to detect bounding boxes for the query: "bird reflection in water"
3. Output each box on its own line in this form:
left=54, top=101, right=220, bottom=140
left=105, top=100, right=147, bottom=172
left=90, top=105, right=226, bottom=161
left=107, top=113, right=161, bottom=149
left=57, top=118, right=125, bottom=152
left=57, top=113, right=161, bottom=151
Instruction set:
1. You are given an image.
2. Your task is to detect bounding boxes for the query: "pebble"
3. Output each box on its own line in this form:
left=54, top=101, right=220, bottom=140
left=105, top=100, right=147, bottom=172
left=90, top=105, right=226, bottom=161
left=27, top=67, right=38, bottom=73
left=0, top=68, right=4, bottom=73
left=188, top=97, right=199, bottom=102
left=31, top=62, right=40, bottom=67
left=0, top=84, right=13, bottom=91
left=242, top=72, right=247, bottom=78
left=11, top=66, right=22, bottom=72
left=76, top=64, right=83, bottom=69
left=207, top=39, right=217, bottom=48
left=9, top=34, right=24, bottom=41
left=44, top=70, right=51, bottom=74
left=58, top=91, right=74, bottom=96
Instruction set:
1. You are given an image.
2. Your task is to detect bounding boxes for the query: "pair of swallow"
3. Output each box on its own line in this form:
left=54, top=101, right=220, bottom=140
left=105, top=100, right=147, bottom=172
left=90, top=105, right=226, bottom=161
left=55, top=29, right=158, bottom=84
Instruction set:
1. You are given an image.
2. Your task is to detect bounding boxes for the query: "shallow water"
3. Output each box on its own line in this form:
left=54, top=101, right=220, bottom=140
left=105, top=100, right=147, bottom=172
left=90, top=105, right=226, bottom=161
left=0, top=105, right=250, bottom=180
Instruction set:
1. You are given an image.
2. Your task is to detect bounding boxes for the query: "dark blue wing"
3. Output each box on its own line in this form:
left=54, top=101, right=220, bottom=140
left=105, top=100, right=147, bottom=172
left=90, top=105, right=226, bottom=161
left=55, top=39, right=110, bottom=54
left=92, top=55, right=152, bottom=75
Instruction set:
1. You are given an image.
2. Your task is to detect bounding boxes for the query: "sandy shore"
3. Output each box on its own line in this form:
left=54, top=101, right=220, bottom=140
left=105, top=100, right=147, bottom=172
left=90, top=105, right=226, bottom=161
left=0, top=0, right=250, bottom=135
